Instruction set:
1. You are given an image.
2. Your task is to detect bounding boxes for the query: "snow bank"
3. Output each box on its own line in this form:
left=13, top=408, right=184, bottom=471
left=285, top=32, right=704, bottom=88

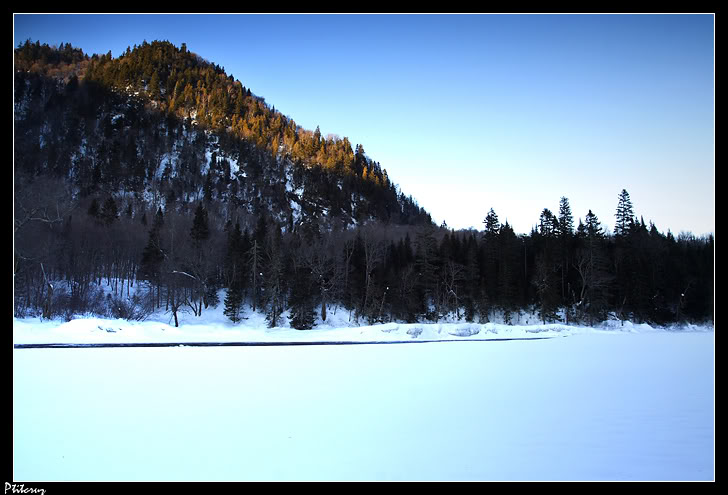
left=13, top=287, right=713, bottom=346
left=12, top=313, right=713, bottom=346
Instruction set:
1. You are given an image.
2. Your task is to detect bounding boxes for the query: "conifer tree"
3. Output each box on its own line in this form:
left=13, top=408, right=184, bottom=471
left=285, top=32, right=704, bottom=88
left=148, top=71, right=161, bottom=100
left=614, top=189, right=635, bottom=237
left=483, top=208, right=500, bottom=236
left=482, top=208, right=501, bottom=309
left=263, top=226, right=285, bottom=328
left=558, top=197, right=574, bottom=238
left=289, top=264, right=316, bottom=330
left=557, top=197, right=574, bottom=309
left=247, top=214, right=269, bottom=312
left=623, top=218, right=652, bottom=322
left=575, top=210, right=612, bottom=325
left=613, top=189, right=636, bottom=320
left=538, top=208, right=559, bottom=237
left=534, top=207, right=561, bottom=322
left=223, top=221, right=245, bottom=323
left=497, top=221, right=521, bottom=323
left=223, top=284, right=244, bottom=323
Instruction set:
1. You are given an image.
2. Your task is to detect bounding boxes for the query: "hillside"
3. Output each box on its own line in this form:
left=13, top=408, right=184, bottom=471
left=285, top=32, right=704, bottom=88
left=14, top=39, right=432, bottom=229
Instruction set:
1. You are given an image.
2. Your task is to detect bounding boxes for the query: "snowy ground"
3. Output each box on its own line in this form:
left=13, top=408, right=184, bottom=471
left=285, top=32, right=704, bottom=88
left=11, top=294, right=712, bottom=346
left=12, top=304, right=715, bottom=481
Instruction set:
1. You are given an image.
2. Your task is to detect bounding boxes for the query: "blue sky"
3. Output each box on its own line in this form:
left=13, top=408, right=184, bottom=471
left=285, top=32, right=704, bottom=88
left=14, top=14, right=715, bottom=236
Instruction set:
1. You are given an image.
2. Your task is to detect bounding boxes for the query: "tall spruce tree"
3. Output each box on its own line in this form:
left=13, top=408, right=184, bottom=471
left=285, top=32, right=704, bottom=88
left=223, top=283, right=244, bottom=323
left=557, top=196, right=575, bottom=311
left=497, top=221, right=521, bottom=323
left=482, top=208, right=501, bottom=313
left=289, top=263, right=316, bottom=330
left=576, top=210, right=612, bottom=325
left=223, top=221, right=245, bottom=323
left=613, top=189, right=636, bottom=321
left=557, top=197, right=574, bottom=238
left=614, top=189, right=635, bottom=237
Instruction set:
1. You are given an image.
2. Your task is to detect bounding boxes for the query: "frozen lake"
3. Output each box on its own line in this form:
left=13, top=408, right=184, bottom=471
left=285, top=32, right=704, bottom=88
left=13, top=331, right=714, bottom=481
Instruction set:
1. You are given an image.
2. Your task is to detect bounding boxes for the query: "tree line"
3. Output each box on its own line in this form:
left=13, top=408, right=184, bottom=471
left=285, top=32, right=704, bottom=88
left=14, top=178, right=713, bottom=327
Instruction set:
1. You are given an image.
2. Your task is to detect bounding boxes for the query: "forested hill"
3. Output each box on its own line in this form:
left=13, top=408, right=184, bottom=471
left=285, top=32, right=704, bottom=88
left=14, top=39, right=432, bottom=228
left=14, top=40, right=713, bottom=329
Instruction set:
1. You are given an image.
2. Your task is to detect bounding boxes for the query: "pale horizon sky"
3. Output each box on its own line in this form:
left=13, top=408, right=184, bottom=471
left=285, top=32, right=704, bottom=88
left=13, top=13, right=715, bottom=236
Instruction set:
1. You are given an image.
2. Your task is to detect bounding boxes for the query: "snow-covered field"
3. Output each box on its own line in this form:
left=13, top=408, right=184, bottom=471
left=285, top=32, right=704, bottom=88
left=12, top=307, right=714, bottom=481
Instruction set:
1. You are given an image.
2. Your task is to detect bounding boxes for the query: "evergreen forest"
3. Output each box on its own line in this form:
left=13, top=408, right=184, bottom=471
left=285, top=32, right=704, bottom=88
left=13, top=40, right=714, bottom=328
